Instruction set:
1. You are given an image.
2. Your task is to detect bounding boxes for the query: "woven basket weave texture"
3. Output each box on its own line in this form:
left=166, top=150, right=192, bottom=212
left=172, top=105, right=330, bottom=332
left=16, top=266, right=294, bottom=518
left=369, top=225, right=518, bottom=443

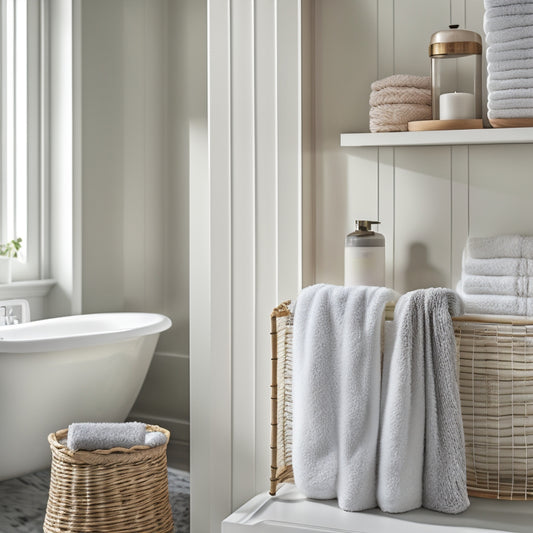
left=43, top=424, right=174, bottom=532
left=270, top=302, right=533, bottom=501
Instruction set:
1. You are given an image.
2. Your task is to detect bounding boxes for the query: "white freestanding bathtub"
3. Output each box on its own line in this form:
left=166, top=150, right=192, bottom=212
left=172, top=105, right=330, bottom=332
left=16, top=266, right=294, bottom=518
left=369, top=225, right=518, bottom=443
left=0, top=312, right=171, bottom=481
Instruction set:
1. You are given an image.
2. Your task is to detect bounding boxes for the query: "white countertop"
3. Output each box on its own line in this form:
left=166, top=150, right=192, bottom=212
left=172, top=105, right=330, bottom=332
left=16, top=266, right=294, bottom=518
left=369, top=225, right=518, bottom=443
left=222, top=485, right=533, bottom=533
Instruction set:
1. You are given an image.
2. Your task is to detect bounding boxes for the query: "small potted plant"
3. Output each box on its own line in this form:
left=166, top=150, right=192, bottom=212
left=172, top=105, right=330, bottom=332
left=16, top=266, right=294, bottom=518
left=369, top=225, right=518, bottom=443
left=0, top=237, right=22, bottom=283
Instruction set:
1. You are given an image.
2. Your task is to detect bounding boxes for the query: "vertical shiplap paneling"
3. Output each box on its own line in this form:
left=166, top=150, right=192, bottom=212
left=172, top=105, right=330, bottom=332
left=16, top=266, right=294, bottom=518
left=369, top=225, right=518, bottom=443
left=254, top=0, right=278, bottom=494
left=377, top=0, right=395, bottom=288
left=378, top=147, right=395, bottom=288
left=302, top=0, right=316, bottom=287
left=192, top=0, right=233, bottom=530
left=394, top=147, right=452, bottom=293
left=451, top=146, right=469, bottom=288
left=139, top=0, right=166, bottom=313
left=313, top=0, right=378, bottom=286
left=465, top=0, right=487, bottom=125
left=469, top=145, right=533, bottom=237
left=394, top=0, right=449, bottom=77
left=277, top=0, right=302, bottom=299
left=231, top=0, right=256, bottom=510
left=81, top=0, right=125, bottom=314
left=123, top=0, right=147, bottom=311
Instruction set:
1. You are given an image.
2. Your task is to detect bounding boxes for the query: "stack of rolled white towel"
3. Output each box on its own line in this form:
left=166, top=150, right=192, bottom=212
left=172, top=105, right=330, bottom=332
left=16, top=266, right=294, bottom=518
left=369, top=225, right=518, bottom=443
left=484, top=0, right=533, bottom=120
left=458, top=235, right=533, bottom=316
left=369, top=75, right=432, bottom=132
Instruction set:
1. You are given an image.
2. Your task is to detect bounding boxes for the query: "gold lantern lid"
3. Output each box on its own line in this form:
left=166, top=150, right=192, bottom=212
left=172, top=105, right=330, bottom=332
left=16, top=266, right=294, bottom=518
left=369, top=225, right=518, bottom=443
left=429, top=25, right=482, bottom=57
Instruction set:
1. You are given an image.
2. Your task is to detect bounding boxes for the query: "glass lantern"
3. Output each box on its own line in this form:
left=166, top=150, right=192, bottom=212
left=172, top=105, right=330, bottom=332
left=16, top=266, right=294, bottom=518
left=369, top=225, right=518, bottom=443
left=430, top=25, right=482, bottom=122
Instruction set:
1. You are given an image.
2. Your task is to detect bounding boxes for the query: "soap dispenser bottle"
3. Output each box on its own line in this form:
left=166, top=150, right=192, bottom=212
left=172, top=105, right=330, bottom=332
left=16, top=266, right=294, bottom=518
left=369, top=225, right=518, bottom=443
left=344, top=220, right=385, bottom=287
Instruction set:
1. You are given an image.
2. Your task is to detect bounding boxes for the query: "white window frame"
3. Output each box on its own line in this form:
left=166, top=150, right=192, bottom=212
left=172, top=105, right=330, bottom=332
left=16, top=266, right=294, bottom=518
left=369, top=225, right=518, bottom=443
left=1, top=0, right=45, bottom=281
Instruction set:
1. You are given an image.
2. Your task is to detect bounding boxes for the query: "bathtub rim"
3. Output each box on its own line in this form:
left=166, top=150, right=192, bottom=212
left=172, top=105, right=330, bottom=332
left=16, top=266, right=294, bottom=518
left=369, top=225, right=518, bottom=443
left=0, top=312, right=171, bottom=353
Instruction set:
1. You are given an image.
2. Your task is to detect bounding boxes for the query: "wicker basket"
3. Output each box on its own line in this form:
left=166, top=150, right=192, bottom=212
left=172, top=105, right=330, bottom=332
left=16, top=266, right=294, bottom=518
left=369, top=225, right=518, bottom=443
left=270, top=302, right=533, bottom=501
left=454, top=316, right=533, bottom=500
left=44, top=424, right=174, bottom=533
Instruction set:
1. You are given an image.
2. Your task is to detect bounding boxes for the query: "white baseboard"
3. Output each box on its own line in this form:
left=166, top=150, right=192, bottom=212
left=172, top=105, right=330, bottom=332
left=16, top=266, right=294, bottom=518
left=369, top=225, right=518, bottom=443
left=127, top=411, right=190, bottom=443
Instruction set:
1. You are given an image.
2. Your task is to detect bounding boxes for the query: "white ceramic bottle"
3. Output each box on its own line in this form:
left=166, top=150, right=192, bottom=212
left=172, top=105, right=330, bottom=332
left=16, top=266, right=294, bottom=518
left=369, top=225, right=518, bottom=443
left=344, top=220, right=385, bottom=287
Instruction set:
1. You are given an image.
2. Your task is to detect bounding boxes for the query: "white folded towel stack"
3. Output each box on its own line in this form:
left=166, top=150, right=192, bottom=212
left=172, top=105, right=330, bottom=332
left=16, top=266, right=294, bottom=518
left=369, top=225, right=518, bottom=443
left=292, top=283, right=398, bottom=511
left=458, top=235, right=533, bottom=316
left=369, top=75, right=431, bottom=132
left=484, top=0, right=533, bottom=119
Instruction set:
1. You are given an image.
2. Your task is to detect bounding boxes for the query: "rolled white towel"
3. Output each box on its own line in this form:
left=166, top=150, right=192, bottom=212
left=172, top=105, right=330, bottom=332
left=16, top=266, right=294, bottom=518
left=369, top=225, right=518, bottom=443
left=488, top=76, right=533, bottom=91
left=484, top=14, right=533, bottom=33
left=467, top=235, right=533, bottom=259
left=67, top=422, right=147, bottom=451
left=461, top=274, right=533, bottom=297
left=485, top=5, right=533, bottom=19
left=488, top=107, right=533, bottom=118
left=486, top=27, right=533, bottom=44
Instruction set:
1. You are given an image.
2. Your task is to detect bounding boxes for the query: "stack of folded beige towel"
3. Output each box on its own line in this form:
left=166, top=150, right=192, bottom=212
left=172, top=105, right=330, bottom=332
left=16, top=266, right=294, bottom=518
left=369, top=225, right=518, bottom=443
left=369, top=75, right=432, bottom=132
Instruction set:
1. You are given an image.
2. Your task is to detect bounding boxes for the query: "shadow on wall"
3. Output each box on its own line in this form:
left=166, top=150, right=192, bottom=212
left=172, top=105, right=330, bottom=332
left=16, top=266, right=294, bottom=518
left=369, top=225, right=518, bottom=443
left=404, top=242, right=447, bottom=292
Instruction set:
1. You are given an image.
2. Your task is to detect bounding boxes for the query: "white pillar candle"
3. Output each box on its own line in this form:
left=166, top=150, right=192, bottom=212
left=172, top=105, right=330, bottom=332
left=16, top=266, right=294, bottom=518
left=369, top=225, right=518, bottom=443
left=439, top=92, right=475, bottom=120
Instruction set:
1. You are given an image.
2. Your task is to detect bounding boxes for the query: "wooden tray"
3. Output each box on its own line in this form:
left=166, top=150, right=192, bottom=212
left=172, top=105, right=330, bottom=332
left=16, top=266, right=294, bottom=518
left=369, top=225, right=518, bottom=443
left=408, top=119, right=483, bottom=131
left=489, top=118, right=533, bottom=128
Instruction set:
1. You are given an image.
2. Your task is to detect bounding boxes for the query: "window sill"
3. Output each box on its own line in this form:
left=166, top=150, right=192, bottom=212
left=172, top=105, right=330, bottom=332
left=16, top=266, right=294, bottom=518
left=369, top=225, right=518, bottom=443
left=0, top=279, right=56, bottom=299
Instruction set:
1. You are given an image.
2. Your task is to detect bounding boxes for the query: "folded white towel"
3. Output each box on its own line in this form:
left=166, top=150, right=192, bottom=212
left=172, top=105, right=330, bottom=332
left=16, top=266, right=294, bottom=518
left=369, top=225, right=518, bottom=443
left=485, top=14, right=533, bottom=33
left=488, top=58, right=533, bottom=73
left=489, top=68, right=533, bottom=80
left=486, top=27, right=533, bottom=44
left=371, top=74, right=431, bottom=92
left=457, top=284, right=533, bottom=315
left=462, top=274, right=533, bottom=296
left=369, top=86, right=431, bottom=106
left=485, top=5, right=533, bottom=19
left=422, top=289, right=469, bottom=514
left=488, top=76, right=533, bottom=91
left=67, top=422, right=147, bottom=451
left=487, top=46, right=533, bottom=63
left=489, top=88, right=533, bottom=100
left=377, top=292, right=426, bottom=513
left=467, top=235, right=533, bottom=259
left=463, top=253, right=533, bottom=276
left=485, top=0, right=533, bottom=8
left=487, top=37, right=533, bottom=53
left=489, top=97, right=533, bottom=109
left=292, top=283, right=398, bottom=511
left=488, top=107, right=533, bottom=118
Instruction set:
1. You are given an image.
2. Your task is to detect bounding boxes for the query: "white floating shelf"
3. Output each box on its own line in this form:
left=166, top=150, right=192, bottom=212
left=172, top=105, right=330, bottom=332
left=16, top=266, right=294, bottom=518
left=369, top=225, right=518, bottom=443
left=340, top=127, right=533, bottom=147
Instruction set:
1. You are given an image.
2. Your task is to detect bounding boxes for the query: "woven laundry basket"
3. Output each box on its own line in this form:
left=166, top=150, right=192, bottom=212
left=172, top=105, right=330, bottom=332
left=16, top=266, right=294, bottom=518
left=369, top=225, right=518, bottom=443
left=269, top=302, right=533, bottom=501
left=43, top=424, right=174, bottom=533
left=454, top=316, right=533, bottom=500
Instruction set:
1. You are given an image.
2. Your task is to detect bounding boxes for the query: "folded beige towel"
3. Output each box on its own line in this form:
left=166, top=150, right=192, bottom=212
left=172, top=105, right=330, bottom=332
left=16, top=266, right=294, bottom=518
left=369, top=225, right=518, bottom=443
left=370, top=103, right=432, bottom=132
left=371, top=74, right=431, bottom=92
left=370, top=86, right=431, bottom=106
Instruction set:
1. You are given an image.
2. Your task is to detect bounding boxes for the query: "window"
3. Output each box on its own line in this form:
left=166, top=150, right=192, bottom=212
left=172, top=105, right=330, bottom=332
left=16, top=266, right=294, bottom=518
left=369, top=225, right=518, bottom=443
left=1, top=0, right=44, bottom=280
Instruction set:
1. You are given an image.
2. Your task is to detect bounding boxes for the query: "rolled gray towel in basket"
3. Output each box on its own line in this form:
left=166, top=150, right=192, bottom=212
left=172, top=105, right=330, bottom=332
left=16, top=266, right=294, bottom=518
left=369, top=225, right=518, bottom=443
left=67, top=422, right=148, bottom=451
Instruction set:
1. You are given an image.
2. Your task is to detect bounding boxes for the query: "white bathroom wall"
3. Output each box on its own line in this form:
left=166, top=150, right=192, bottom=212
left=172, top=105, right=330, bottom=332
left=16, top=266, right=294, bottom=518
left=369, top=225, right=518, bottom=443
left=306, top=0, right=533, bottom=291
left=80, top=0, right=205, bottom=442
